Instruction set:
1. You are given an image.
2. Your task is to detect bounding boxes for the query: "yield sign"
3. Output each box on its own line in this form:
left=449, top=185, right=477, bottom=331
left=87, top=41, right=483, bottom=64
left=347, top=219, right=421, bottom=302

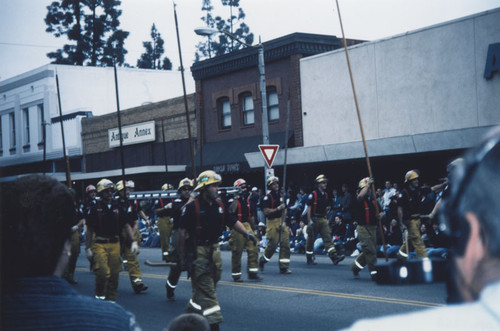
left=258, top=144, right=279, bottom=168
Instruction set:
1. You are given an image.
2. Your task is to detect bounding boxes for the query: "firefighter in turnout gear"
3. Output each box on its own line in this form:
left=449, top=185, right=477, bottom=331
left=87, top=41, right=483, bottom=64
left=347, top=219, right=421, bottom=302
left=116, top=180, right=148, bottom=294
left=85, top=178, right=137, bottom=302
left=259, top=176, right=291, bottom=274
left=155, top=183, right=175, bottom=261
left=351, top=177, right=380, bottom=280
left=178, top=170, right=257, bottom=330
left=164, top=178, right=194, bottom=301
left=305, top=174, right=345, bottom=265
left=397, top=170, right=429, bottom=260
left=229, top=178, right=263, bottom=282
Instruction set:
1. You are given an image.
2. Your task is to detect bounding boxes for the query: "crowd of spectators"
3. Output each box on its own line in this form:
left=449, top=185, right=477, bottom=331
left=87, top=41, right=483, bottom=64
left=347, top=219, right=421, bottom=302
left=84, top=178, right=449, bottom=261
left=222, top=179, right=450, bottom=260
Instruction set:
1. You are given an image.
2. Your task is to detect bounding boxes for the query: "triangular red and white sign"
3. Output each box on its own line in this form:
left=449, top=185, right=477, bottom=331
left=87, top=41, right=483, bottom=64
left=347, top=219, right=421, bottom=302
left=258, top=144, right=279, bottom=168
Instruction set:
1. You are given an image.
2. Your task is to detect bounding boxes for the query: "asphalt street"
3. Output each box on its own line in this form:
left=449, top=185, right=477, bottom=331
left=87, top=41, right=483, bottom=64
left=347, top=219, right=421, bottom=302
left=72, top=246, right=447, bottom=331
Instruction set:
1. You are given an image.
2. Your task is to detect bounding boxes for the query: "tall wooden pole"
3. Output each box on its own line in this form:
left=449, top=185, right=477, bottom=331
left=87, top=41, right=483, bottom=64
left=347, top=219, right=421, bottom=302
left=161, top=119, right=169, bottom=174
left=42, top=120, right=47, bottom=175
left=113, top=61, right=126, bottom=179
left=335, top=0, right=387, bottom=261
left=55, top=71, right=72, bottom=188
left=173, top=1, right=197, bottom=180
left=278, top=94, right=291, bottom=246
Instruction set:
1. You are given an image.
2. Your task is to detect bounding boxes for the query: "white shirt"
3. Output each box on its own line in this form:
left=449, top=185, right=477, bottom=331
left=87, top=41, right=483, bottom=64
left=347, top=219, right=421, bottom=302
left=382, top=188, right=396, bottom=209
left=343, top=280, right=500, bottom=331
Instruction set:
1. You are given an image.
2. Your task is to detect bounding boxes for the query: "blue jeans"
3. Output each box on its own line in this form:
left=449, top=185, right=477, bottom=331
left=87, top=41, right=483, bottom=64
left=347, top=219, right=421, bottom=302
left=379, top=244, right=401, bottom=257
left=314, top=237, right=324, bottom=254
left=426, top=247, right=448, bottom=258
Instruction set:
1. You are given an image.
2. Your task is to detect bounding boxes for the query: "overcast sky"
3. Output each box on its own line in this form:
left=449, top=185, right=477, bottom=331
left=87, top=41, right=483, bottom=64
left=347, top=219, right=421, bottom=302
left=0, top=0, right=499, bottom=81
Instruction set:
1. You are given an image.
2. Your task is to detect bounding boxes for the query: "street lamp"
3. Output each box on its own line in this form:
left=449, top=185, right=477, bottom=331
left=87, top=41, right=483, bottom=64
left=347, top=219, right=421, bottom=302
left=194, top=27, right=270, bottom=190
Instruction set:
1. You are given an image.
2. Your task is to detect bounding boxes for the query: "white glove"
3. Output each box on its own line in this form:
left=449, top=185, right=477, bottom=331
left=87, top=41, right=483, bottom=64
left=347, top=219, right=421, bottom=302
left=85, top=248, right=93, bottom=260
left=164, top=202, right=173, bottom=209
left=131, top=241, right=139, bottom=255
left=71, top=225, right=79, bottom=232
left=277, top=203, right=286, bottom=211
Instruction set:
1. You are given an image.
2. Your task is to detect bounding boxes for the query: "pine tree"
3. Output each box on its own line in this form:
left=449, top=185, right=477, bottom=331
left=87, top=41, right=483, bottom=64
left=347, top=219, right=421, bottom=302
left=45, top=0, right=129, bottom=66
left=195, top=0, right=216, bottom=61
left=137, top=23, right=172, bottom=70
left=195, top=0, right=254, bottom=61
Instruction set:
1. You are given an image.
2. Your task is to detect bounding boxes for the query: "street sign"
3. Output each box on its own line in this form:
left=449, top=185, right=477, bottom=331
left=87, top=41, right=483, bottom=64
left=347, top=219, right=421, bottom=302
left=259, top=144, right=279, bottom=168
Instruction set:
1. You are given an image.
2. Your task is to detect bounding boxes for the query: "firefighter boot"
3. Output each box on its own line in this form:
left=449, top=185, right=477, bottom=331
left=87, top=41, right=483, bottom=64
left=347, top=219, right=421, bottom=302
left=132, top=278, right=148, bottom=294
left=397, top=249, right=408, bottom=261
left=351, top=262, right=361, bottom=279
left=306, top=254, right=317, bottom=265
left=233, top=276, right=244, bottom=282
left=248, top=273, right=263, bottom=281
left=166, top=282, right=175, bottom=301
left=259, top=256, right=267, bottom=271
left=329, top=251, right=345, bottom=265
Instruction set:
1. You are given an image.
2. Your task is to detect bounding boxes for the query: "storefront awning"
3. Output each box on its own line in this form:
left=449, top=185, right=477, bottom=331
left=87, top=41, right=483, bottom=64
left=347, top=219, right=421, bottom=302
left=195, top=132, right=293, bottom=174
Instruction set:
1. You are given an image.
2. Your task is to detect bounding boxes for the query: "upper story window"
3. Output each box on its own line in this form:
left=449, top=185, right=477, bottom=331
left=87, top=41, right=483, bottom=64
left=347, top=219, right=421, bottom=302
left=9, top=112, right=16, bottom=149
left=37, top=104, right=44, bottom=145
left=23, top=107, right=30, bottom=145
left=241, top=94, right=254, bottom=126
left=218, top=97, right=231, bottom=130
left=267, top=88, right=279, bottom=122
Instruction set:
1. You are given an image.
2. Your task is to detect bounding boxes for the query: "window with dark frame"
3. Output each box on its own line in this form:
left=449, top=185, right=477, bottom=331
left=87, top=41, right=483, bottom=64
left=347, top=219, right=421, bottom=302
left=9, top=112, right=16, bottom=149
left=241, top=94, right=254, bottom=126
left=218, top=97, right=231, bottom=130
left=267, top=88, right=279, bottom=122
left=37, top=104, right=44, bottom=145
left=23, top=107, right=30, bottom=145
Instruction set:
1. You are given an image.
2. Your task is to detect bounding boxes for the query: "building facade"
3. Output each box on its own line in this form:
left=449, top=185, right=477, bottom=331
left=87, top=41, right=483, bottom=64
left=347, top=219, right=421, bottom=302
left=191, top=32, right=363, bottom=187
left=244, top=8, right=500, bottom=189
left=0, top=64, right=194, bottom=184
left=80, top=94, right=196, bottom=190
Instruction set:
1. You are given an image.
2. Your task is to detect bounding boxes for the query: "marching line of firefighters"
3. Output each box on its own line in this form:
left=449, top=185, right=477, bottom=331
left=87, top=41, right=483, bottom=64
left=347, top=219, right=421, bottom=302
left=69, top=166, right=446, bottom=331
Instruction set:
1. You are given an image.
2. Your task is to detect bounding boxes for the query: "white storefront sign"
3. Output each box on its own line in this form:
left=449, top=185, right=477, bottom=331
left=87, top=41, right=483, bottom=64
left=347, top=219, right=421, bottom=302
left=108, top=120, right=156, bottom=148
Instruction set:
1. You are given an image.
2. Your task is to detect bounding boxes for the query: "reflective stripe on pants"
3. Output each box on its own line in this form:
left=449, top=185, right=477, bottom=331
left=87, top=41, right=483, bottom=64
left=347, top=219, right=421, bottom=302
left=230, top=222, right=259, bottom=276
left=400, top=218, right=428, bottom=258
left=263, top=218, right=290, bottom=269
left=121, top=229, right=143, bottom=290
left=158, top=216, right=173, bottom=257
left=185, top=244, right=224, bottom=325
left=306, top=216, right=335, bottom=256
left=92, top=241, right=121, bottom=301
left=353, top=225, right=377, bottom=272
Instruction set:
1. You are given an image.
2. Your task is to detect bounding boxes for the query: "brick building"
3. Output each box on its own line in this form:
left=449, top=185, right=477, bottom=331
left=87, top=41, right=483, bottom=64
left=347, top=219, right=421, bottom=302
left=190, top=32, right=363, bottom=187
left=80, top=94, right=196, bottom=190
